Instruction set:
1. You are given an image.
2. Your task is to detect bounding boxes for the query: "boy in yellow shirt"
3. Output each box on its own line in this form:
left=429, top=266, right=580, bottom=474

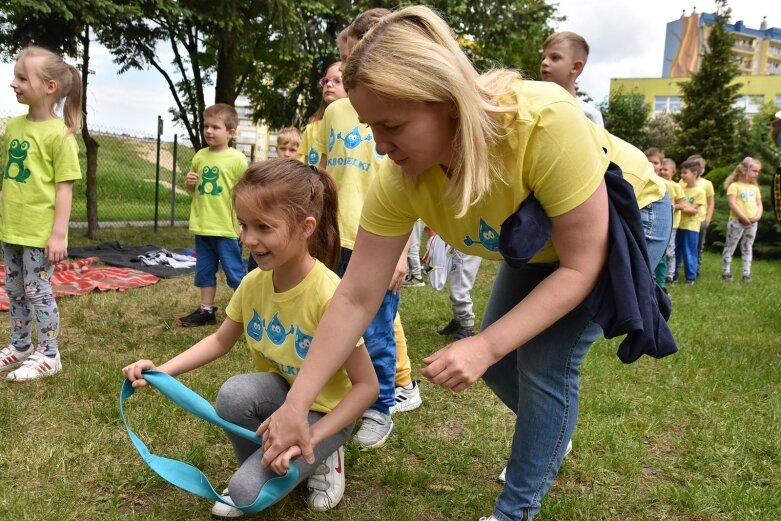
left=179, top=103, right=248, bottom=326
left=674, top=160, right=706, bottom=285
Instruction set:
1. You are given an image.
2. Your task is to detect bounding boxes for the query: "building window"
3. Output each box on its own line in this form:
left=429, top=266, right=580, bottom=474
left=654, top=96, right=682, bottom=114
left=733, top=95, right=764, bottom=116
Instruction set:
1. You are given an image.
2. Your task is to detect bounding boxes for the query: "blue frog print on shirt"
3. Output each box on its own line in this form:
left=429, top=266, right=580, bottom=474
left=266, top=312, right=294, bottom=345
left=246, top=310, right=264, bottom=341
left=464, top=218, right=500, bottom=252
left=294, top=326, right=313, bottom=359
left=336, top=126, right=373, bottom=150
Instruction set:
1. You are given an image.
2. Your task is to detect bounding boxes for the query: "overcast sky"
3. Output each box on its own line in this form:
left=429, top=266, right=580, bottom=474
left=1, top=0, right=779, bottom=138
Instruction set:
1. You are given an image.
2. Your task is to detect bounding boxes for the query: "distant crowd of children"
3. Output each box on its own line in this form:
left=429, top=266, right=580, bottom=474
left=0, top=8, right=771, bottom=521
left=644, top=148, right=763, bottom=286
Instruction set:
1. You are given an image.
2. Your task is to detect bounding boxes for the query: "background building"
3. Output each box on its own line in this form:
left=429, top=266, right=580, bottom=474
left=610, top=11, right=781, bottom=116
left=233, top=95, right=273, bottom=162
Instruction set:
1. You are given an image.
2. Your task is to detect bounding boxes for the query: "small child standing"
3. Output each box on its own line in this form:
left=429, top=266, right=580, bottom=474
left=540, top=31, right=604, bottom=127
left=687, top=154, right=715, bottom=276
left=675, top=160, right=707, bottom=284
left=721, top=157, right=763, bottom=282
left=179, top=103, right=248, bottom=327
left=659, top=158, right=685, bottom=284
left=274, top=127, right=302, bottom=159
left=0, top=47, right=82, bottom=381
left=124, top=160, right=377, bottom=517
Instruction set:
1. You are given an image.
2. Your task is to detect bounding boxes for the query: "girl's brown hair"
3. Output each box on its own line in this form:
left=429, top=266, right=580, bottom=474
left=233, top=159, right=341, bottom=270
left=18, top=46, right=82, bottom=132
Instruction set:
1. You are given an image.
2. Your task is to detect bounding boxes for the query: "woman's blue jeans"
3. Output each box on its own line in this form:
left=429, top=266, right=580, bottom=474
left=482, top=193, right=672, bottom=521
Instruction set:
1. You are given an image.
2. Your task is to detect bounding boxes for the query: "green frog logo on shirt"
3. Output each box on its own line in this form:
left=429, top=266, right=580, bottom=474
left=4, top=139, right=32, bottom=183
left=464, top=218, right=500, bottom=252
left=198, top=166, right=223, bottom=196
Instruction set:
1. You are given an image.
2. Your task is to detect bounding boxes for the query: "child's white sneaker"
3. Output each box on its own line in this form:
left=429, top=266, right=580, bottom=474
left=307, top=446, right=345, bottom=511
left=6, top=351, right=61, bottom=382
left=211, top=489, right=243, bottom=519
left=0, top=345, right=33, bottom=372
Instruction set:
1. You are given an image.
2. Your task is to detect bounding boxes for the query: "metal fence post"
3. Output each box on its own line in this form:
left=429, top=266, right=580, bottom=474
left=170, top=134, right=178, bottom=226
left=154, top=115, right=162, bottom=232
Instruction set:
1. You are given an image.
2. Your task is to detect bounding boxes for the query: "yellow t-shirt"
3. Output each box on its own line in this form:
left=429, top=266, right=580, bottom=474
left=726, top=181, right=760, bottom=220
left=360, top=80, right=663, bottom=263
left=0, top=116, right=82, bottom=248
left=188, top=147, right=247, bottom=238
left=225, top=260, right=359, bottom=414
left=595, top=130, right=667, bottom=209
left=665, top=179, right=685, bottom=229
left=315, top=98, right=384, bottom=249
left=299, top=121, right=323, bottom=166
left=678, top=185, right=707, bottom=232
left=698, top=177, right=715, bottom=201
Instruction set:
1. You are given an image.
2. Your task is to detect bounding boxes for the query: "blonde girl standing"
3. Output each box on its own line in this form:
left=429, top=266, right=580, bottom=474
left=0, top=47, right=82, bottom=381
left=722, top=157, right=763, bottom=282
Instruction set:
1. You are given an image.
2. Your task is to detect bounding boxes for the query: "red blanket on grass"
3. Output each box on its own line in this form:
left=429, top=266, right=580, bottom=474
left=0, top=257, right=159, bottom=311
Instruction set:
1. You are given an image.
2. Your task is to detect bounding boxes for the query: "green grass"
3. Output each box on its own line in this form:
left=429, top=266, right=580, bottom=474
left=0, top=229, right=779, bottom=520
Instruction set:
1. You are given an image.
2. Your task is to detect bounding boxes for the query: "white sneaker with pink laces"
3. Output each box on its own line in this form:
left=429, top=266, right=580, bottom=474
left=6, top=351, right=62, bottom=382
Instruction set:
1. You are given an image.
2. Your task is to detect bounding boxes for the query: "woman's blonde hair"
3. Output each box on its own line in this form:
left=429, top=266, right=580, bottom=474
left=18, top=46, right=82, bottom=132
left=723, top=156, right=761, bottom=188
left=342, top=5, right=519, bottom=217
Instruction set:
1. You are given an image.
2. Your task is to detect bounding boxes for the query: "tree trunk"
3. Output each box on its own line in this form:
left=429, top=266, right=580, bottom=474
left=81, top=27, right=100, bottom=239
left=214, top=31, right=239, bottom=105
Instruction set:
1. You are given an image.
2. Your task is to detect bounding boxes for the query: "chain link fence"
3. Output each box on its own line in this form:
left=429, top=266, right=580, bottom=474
left=1, top=109, right=197, bottom=230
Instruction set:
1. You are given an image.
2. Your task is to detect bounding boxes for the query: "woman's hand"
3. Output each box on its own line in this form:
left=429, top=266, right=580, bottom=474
left=122, top=359, right=157, bottom=388
left=258, top=402, right=316, bottom=467
left=421, top=335, right=494, bottom=392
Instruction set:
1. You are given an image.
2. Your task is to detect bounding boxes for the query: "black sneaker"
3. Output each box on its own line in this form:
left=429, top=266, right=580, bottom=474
left=436, top=319, right=459, bottom=336
left=177, top=307, right=217, bottom=327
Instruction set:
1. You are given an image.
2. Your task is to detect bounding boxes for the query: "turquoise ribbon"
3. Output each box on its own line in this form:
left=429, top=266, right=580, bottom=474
left=119, top=370, right=299, bottom=513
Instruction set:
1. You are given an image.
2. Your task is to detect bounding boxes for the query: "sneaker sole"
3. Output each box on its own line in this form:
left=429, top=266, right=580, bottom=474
left=7, top=366, right=62, bottom=382
left=177, top=320, right=216, bottom=327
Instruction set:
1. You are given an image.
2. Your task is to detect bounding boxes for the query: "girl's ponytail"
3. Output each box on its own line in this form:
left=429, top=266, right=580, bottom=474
left=310, top=167, right=341, bottom=271
left=63, top=64, right=83, bottom=132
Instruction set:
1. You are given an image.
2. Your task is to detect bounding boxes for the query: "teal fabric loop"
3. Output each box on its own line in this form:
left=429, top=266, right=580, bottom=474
left=119, top=370, right=300, bottom=513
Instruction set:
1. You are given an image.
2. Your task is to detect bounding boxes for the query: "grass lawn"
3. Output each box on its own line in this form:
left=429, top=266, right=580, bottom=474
left=0, top=227, right=779, bottom=520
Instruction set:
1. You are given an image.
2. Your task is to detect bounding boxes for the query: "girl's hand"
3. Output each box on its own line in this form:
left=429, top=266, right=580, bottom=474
left=267, top=445, right=302, bottom=475
left=122, top=359, right=157, bottom=388
left=258, top=402, right=315, bottom=467
left=388, top=253, right=407, bottom=294
left=45, top=236, right=67, bottom=264
left=421, top=335, right=494, bottom=392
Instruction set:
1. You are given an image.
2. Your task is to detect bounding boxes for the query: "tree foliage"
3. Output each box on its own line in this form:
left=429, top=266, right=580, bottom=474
left=599, top=87, right=651, bottom=149
left=670, top=0, right=742, bottom=164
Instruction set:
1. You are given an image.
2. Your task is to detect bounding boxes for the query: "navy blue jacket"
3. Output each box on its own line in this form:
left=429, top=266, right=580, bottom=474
left=498, top=162, right=677, bottom=364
